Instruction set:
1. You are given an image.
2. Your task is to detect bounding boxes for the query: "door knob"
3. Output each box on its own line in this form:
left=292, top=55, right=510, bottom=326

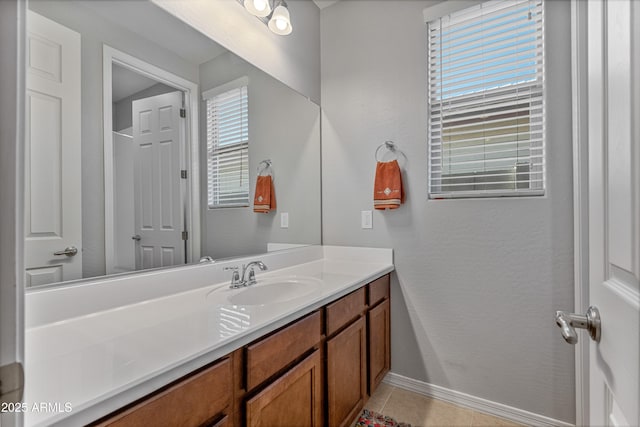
left=131, top=235, right=141, bottom=241
left=555, top=306, right=601, bottom=344
left=53, top=246, right=78, bottom=257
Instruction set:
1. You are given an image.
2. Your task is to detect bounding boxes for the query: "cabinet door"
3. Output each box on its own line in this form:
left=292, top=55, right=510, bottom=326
left=327, top=316, right=367, bottom=427
left=368, top=299, right=390, bottom=394
left=95, top=358, right=232, bottom=427
left=245, top=350, right=322, bottom=427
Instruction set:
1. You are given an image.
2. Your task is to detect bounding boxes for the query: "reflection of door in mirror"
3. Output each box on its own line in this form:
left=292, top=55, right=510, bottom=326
left=109, top=61, right=190, bottom=274
left=132, top=91, right=186, bottom=270
left=104, top=48, right=201, bottom=278
left=24, top=11, right=82, bottom=287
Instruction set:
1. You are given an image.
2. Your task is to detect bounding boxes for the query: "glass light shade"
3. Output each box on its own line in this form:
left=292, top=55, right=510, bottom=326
left=268, top=4, right=292, bottom=35
left=244, top=0, right=272, bottom=17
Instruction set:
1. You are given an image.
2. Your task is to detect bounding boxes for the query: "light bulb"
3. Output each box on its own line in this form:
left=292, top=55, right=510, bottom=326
left=268, top=3, right=292, bottom=35
left=244, top=0, right=271, bottom=17
left=253, top=0, right=267, bottom=12
left=275, top=18, right=287, bottom=30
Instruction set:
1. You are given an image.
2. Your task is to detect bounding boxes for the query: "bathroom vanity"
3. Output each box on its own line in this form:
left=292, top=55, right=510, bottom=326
left=24, top=246, right=393, bottom=427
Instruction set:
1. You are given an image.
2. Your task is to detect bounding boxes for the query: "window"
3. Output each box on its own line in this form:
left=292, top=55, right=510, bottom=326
left=204, top=78, right=249, bottom=208
left=427, top=0, right=545, bottom=198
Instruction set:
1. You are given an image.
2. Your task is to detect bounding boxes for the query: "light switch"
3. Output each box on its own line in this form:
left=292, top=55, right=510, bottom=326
left=280, top=212, right=289, bottom=228
left=361, top=210, right=372, bottom=229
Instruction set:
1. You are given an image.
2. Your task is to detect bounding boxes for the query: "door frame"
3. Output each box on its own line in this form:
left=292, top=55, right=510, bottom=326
left=102, top=45, right=201, bottom=273
left=570, top=0, right=590, bottom=425
left=0, top=0, right=25, bottom=422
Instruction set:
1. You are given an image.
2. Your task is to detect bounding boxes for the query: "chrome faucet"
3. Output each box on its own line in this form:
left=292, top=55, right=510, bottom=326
left=225, top=261, right=268, bottom=288
left=241, top=261, right=268, bottom=286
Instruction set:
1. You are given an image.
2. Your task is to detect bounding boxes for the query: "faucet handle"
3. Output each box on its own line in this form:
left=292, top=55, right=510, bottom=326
left=246, top=268, right=257, bottom=286
left=225, top=267, right=242, bottom=288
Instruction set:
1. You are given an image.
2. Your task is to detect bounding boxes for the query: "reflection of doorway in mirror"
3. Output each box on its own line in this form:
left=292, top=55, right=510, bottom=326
left=104, top=46, right=201, bottom=275
left=132, top=91, right=186, bottom=270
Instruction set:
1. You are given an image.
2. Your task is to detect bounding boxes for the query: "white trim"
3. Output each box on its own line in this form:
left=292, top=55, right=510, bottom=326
left=202, top=76, right=249, bottom=100
left=102, top=45, right=201, bottom=273
left=384, top=373, right=575, bottom=427
left=570, top=0, right=589, bottom=425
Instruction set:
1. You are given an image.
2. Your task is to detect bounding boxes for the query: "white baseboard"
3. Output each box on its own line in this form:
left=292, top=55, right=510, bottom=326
left=383, top=372, right=575, bottom=427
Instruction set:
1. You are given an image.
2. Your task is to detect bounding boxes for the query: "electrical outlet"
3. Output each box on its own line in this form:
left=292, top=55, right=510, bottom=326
left=280, top=212, right=289, bottom=228
left=361, top=210, right=372, bottom=229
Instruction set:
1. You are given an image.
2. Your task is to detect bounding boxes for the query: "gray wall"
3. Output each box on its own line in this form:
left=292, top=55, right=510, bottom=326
left=153, top=0, right=321, bottom=103
left=320, top=0, right=575, bottom=423
left=199, top=52, right=321, bottom=259
left=113, top=82, right=177, bottom=132
left=28, top=1, right=200, bottom=279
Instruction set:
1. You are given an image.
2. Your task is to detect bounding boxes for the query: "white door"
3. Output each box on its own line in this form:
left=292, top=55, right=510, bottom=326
left=587, top=0, right=639, bottom=425
left=132, top=91, right=186, bottom=270
left=24, top=11, right=82, bottom=287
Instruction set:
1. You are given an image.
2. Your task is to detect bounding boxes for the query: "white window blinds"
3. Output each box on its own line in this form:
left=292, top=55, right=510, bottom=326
left=205, top=83, right=249, bottom=208
left=427, top=0, right=545, bottom=198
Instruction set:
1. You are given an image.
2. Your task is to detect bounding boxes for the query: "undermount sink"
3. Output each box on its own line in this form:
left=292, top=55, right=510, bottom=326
left=226, top=276, right=322, bottom=306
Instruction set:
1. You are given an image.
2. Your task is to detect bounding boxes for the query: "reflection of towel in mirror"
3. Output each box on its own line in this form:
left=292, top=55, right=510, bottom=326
left=373, top=160, right=404, bottom=210
left=254, top=175, right=276, bottom=213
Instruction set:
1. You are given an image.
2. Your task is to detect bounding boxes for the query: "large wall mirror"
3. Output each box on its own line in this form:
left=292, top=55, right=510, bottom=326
left=25, top=0, right=321, bottom=288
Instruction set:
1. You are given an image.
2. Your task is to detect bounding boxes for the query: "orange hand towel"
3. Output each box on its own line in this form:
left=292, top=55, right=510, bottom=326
left=254, top=175, right=276, bottom=213
left=373, top=160, right=405, bottom=210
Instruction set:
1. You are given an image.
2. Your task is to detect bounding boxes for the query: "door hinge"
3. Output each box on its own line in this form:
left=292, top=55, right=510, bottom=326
left=180, top=108, right=186, bottom=118
left=181, top=170, right=188, bottom=179
left=182, top=231, right=188, bottom=241
left=0, top=362, right=24, bottom=404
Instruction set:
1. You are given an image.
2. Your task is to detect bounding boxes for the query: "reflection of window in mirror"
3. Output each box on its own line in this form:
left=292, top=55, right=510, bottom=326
left=204, top=77, right=250, bottom=208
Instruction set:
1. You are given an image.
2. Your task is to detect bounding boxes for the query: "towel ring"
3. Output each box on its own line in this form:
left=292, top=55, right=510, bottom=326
left=375, top=141, right=407, bottom=164
left=257, top=159, right=273, bottom=176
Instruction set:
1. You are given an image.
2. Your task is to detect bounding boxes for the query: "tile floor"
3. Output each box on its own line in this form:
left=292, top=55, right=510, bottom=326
left=361, top=383, right=526, bottom=427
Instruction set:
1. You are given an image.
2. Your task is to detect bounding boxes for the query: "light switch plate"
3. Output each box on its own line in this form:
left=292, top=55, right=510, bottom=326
left=361, top=210, right=372, bottom=229
left=280, top=212, right=289, bottom=228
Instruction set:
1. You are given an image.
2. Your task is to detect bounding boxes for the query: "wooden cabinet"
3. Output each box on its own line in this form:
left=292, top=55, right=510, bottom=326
left=94, top=357, right=232, bottom=427
left=246, top=311, right=321, bottom=390
left=326, top=316, right=367, bottom=427
left=94, top=274, right=391, bottom=427
left=368, top=275, right=390, bottom=307
left=368, top=298, right=390, bottom=394
left=325, top=287, right=365, bottom=336
left=245, top=350, right=323, bottom=427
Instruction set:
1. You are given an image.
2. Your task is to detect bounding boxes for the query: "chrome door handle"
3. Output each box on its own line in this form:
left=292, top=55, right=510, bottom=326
left=131, top=235, right=141, bottom=241
left=53, top=246, right=78, bottom=257
left=555, top=306, right=601, bottom=344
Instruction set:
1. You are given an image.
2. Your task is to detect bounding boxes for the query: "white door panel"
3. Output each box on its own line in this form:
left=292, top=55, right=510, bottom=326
left=132, top=91, right=185, bottom=269
left=24, top=11, right=82, bottom=286
left=587, top=1, right=639, bottom=426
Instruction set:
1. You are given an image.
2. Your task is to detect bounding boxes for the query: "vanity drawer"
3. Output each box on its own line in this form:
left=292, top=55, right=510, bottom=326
left=368, top=274, right=390, bottom=307
left=246, top=310, right=321, bottom=390
left=325, top=287, right=366, bottom=336
left=96, top=357, right=231, bottom=427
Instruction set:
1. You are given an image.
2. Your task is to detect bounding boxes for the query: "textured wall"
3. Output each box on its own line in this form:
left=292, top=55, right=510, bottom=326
left=320, top=0, right=575, bottom=422
left=199, top=52, right=321, bottom=259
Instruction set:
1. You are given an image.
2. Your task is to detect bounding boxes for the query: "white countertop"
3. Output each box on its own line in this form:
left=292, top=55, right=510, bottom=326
left=24, top=246, right=393, bottom=426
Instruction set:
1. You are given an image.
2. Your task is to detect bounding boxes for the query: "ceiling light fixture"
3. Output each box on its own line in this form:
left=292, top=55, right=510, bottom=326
left=244, top=0, right=272, bottom=18
left=240, top=0, right=292, bottom=35
left=268, top=0, right=293, bottom=35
